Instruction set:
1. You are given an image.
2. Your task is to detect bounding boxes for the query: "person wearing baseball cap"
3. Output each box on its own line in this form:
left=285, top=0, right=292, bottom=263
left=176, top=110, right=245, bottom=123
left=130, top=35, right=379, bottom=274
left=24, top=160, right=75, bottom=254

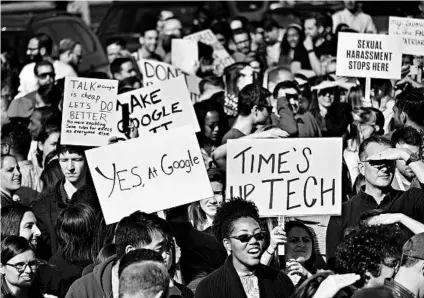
left=384, top=232, right=424, bottom=298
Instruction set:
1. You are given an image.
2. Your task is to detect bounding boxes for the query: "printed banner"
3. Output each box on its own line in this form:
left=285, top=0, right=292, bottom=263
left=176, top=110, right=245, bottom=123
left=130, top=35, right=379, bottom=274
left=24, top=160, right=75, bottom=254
left=226, top=138, right=343, bottom=217
left=336, top=32, right=403, bottom=79
left=389, top=16, right=424, bottom=56
left=61, top=77, right=118, bottom=146
left=86, top=127, right=213, bottom=224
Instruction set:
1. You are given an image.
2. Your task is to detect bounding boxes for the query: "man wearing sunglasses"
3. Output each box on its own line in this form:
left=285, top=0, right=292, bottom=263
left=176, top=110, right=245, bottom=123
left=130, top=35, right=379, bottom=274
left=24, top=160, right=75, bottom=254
left=273, top=80, right=321, bottom=138
left=327, top=135, right=424, bottom=264
left=384, top=233, right=424, bottom=298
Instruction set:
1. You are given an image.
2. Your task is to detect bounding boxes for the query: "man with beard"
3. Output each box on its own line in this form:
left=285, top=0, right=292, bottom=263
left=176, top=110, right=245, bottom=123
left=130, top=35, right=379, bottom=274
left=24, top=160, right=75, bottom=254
left=161, top=17, right=183, bottom=63
left=132, top=25, right=162, bottom=61
left=58, top=38, right=82, bottom=76
left=8, top=61, right=62, bottom=122
left=262, top=19, right=284, bottom=68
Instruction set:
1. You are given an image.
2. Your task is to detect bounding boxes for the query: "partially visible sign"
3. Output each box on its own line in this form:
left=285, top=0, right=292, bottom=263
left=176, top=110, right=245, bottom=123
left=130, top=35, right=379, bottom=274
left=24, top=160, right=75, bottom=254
left=336, top=32, right=403, bottom=79
left=172, top=39, right=198, bottom=74
left=389, top=17, right=424, bottom=56
left=226, top=138, right=343, bottom=217
left=61, top=77, right=118, bottom=146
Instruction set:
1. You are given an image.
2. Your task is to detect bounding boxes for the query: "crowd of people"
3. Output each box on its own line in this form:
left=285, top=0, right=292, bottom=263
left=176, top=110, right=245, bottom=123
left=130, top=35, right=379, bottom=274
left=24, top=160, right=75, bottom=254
left=1, top=1, right=424, bottom=298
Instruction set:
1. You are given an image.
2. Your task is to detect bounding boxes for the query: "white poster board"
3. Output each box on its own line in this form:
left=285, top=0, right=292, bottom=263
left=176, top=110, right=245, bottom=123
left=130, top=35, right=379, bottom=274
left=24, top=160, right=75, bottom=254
left=172, top=39, right=199, bottom=74
left=138, top=59, right=201, bottom=103
left=184, top=29, right=235, bottom=75
left=114, top=76, right=199, bottom=138
left=389, top=17, right=424, bottom=56
left=336, top=32, right=403, bottom=79
left=86, top=127, right=213, bottom=224
left=61, top=77, right=118, bottom=146
left=226, top=138, right=343, bottom=217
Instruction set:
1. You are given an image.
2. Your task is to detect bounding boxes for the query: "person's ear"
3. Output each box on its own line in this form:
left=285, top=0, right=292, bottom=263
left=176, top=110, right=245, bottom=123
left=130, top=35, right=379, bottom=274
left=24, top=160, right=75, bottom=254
left=318, top=26, right=324, bottom=34
left=39, top=47, right=46, bottom=56
left=400, top=111, right=407, bottom=124
left=139, top=36, right=145, bottom=46
left=358, top=159, right=365, bottom=176
left=374, top=125, right=381, bottom=134
left=223, top=238, right=232, bottom=254
left=0, top=264, right=5, bottom=275
left=125, top=245, right=135, bottom=254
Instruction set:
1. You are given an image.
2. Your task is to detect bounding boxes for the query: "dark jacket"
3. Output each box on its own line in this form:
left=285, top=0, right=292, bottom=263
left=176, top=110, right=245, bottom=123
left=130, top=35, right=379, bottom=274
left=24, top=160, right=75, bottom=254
left=33, top=263, right=66, bottom=298
left=49, top=253, right=86, bottom=294
left=65, top=255, right=116, bottom=298
left=1, top=191, right=16, bottom=208
left=195, top=257, right=295, bottom=298
left=32, top=179, right=70, bottom=259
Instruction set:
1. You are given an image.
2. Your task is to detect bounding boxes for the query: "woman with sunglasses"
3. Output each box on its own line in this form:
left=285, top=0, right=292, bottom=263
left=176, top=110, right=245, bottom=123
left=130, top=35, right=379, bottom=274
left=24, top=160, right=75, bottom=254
left=195, top=198, right=295, bottom=298
left=344, top=107, right=385, bottom=184
left=0, top=236, right=44, bottom=298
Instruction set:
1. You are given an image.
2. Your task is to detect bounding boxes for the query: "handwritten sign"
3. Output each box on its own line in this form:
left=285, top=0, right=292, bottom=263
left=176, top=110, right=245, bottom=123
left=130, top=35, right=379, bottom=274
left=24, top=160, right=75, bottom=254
left=336, top=32, right=403, bottom=79
left=115, top=76, right=199, bottom=138
left=86, top=127, right=213, bottom=224
left=226, top=138, right=342, bottom=217
left=61, top=77, right=118, bottom=146
left=184, top=29, right=235, bottom=75
left=389, top=17, right=424, bottom=56
left=138, top=59, right=201, bottom=103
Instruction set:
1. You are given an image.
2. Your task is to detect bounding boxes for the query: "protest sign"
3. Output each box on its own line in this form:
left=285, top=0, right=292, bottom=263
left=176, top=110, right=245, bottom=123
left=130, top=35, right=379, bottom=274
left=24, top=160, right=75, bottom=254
left=226, top=138, right=342, bottom=217
left=389, top=17, right=424, bottom=56
left=115, top=76, right=200, bottom=138
left=138, top=59, right=201, bottom=103
left=86, top=127, right=213, bottom=224
left=184, top=29, right=235, bottom=75
left=172, top=39, right=198, bottom=74
left=61, top=77, right=118, bottom=146
left=336, top=32, right=403, bottom=79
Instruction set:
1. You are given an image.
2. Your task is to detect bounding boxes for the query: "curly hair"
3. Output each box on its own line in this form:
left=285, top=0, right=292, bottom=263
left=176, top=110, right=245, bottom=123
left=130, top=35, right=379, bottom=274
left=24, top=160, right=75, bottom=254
left=336, top=225, right=402, bottom=288
left=212, top=198, right=260, bottom=243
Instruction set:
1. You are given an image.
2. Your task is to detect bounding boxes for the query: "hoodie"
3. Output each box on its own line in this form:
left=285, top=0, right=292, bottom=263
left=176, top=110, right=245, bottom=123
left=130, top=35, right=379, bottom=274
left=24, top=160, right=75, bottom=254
left=65, top=255, right=117, bottom=298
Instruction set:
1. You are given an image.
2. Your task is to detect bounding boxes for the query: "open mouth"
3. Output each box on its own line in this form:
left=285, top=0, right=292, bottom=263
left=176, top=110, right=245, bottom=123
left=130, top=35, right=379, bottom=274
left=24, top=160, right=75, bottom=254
left=247, top=247, right=261, bottom=255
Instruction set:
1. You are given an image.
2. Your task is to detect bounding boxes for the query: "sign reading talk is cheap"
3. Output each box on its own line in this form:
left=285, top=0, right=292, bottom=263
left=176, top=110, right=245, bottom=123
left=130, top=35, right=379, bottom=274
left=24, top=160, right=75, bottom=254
left=226, top=138, right=343, bottom=217
left=336, top=32, right=403, bottom=79
left=138, top=59, right=201, bottom=103
left=86, top=127, right=213, bottom=224
left=389, top=17, right=424, bottom=56
left=184, top=29, right=235, bottom=75
left=61, top=77, right=118, bottom=146
left=115, top=76, right=200, bottom=138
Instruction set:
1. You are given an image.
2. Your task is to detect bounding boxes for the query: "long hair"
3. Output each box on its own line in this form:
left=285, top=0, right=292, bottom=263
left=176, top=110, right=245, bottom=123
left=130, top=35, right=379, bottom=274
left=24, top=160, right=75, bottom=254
left=188, top=168, right=226, bottom=231
left=1, top=236, right=33, bottom=265
left=91, top=214, right=117, bottom=265
left=1, top=204, right=32, bottom=240
left=55, top=203, right=96, bottom=267
left=347, top=85, right=364, bottom=109
left=39, top=158, right=64, bottom=198
left=308, top=76, right=337, bottom=120
left=36, top=124, right=60, bottom=168
left=280, top=25, right=305, bottom=56
left=223, top=62, right=250, bottom=97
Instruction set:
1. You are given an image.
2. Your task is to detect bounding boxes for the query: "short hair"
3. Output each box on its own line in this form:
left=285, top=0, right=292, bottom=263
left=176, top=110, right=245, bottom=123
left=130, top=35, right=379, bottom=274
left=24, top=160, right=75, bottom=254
left=304, top=12, right=326, bottom=28
left=237, top=84, right=271, bottom=116
left=35, top=33, right=53, bottom=56
left=0, top=122, right=32, bottom=157
left=118, top=249, right=163, bottom=277
left=395, top=90, right=424, bottom=126
left=199, top=76, right=224, bottom=94
left=56, top=203, right=97, bottom=266
left=59, top=38, right=79, bottom=55
left=1, top=204, right=32, bottom=240
left=119, top=261, right=169, bottom=298
left=34, top=60, right=54, bottom=76
left=261, top=18, right=279, bottom=32
left=273, top=80, right=300, bottom=99
left=212, top=198, right=260, bottom=243
left=56, top=143, right=87, bottom=158
left=336, top=225, right=402, bottom=288
left=111, top=57, right=132, bottom=76
left=392, top=126, right=422, bottom=148
left=115, top=211, right=173, bottom=260
left=232, top=28, right=251, bottom=41
left=211, top=21, right=232, bottom=40
left=106, top=37, right=127, bottom=49
left=1, top=236, right=33, bottom=265
left=358, top=135, right=394, bottom=161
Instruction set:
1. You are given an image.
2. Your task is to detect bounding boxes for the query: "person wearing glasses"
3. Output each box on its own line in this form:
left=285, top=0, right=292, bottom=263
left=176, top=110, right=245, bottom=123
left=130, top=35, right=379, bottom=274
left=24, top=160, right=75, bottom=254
left=0, top=236, right=44, bottom=298
left=273, top=80, right=321, bottom=138
left=326, top=135, right=424, bottom=266
left=195, top=198, right=295, bottom=298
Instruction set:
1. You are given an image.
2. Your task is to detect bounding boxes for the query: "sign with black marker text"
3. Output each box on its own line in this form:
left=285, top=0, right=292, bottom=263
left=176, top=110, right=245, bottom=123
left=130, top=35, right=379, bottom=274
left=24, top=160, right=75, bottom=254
left=336, top=32, right=403, bottom=79
left=61, top=77, right=118, bottom=146
left=86, top=127, right=213, bottom=224
left=226, top=138, right=342, bottom=217
left=389, top=17, right=424, bottom=56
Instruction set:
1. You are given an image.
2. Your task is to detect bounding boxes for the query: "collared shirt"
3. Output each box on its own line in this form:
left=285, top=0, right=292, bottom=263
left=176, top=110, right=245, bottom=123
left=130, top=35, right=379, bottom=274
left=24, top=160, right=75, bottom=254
left=326, top=186, right=424, bottom=259
left=332, top=8, right=377, bottom=34
left=384, top=278, right=417, bottom=298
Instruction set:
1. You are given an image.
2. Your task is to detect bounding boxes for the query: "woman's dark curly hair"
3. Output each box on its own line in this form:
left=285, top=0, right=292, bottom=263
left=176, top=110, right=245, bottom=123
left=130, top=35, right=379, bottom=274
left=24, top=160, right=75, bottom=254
left=336, top=224, right=402, bottom=288
left=212, top=198, right=260, bottom=243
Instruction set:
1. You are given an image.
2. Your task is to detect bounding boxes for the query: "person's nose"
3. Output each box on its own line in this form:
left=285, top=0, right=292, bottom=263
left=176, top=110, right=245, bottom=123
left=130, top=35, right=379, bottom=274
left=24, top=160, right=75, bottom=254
left=23, top=263, right=32, bottom=274
left=33, top=224, right=41, bottom=237
left=13, top=167, right=21, bottom=178
left=67, top=160, right=75, bottom=172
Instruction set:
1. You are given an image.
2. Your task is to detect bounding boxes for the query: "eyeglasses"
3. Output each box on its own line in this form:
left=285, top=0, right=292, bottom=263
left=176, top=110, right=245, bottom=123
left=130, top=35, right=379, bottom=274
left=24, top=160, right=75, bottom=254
left=37, top=72, right=55, bottom=80
left=258, top=105, right=273, bottom=114
left=361, top=159, right=396, bottom=168
left=5, top=260, right=41, bottom=273
left=229, top=232, right=265, bottom=243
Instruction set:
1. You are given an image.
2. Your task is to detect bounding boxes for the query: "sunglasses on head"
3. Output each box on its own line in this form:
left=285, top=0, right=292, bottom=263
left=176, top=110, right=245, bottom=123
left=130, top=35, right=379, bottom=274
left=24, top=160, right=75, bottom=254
left=229, top=231, right=265, bottom=243
left=37, top=72, right=55, bottom=79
